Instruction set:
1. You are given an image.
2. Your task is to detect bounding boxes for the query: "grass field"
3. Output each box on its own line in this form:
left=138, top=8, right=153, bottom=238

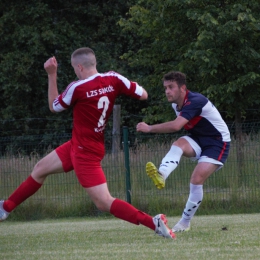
left=1, top=214, right=260, bottom=260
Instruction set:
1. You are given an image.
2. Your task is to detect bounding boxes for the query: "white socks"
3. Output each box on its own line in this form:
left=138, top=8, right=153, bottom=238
left=159, top=145, right=183, bottom=179
left=159, top=146, right=203, bottom=228
left=179, top=183, right=203, bottom=227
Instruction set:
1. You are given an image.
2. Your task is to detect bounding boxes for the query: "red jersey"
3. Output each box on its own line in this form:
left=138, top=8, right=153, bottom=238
left=53, top=71, right=144, bottom=161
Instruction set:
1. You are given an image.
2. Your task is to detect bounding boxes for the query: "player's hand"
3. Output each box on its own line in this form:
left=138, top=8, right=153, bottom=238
left=44, top=56, right=58, bottom=75
left=136, top=122, right=152, bottom=133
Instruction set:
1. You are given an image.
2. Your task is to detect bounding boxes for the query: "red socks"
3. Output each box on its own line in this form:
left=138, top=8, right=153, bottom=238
left=3, top=177, right=155, bottom=232
left=3, top=175, right=42, bottom=212
left=110, top=198, right=155, bottom=230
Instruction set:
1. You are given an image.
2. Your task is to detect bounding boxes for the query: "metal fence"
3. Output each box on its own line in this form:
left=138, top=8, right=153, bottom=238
left=1, top=122, right=260, bottom=220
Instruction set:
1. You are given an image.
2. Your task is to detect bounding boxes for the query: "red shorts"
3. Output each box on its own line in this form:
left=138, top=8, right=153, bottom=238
left=55, top=140, right=107, bottom=188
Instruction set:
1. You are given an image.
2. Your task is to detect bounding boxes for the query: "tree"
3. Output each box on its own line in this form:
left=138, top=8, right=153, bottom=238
left=120, top=0, right=260, bottom=185
left=0, top=0, right=141, bottom=137
left=119, top=0, right=260, bottom=123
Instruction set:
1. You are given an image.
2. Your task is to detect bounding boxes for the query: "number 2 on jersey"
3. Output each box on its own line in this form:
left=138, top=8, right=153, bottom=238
left=97, top=96, right=109, bottom=127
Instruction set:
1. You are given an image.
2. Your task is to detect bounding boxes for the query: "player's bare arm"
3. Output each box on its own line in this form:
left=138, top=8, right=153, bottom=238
left=44, top=57, right=59, bottom=113
left=136, top=116, right=188, bottom=133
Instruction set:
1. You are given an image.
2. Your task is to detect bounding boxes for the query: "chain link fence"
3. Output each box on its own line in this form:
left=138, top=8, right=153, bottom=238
left=1, top=120, right=260, bottom=220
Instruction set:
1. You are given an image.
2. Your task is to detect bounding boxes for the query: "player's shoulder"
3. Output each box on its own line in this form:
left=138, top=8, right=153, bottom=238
left=69, top=79, right=81, bottom=86
left=65, top=80, right=82, bottom=91
left=100, top=71, right=130, bottom=85
left=101, top=71, right=121, bottom=77
left=187, top=91, right=208, bottom=103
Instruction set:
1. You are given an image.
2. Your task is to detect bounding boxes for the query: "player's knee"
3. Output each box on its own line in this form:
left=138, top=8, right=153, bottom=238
left=32, top=161, right=50, bottom=178
left=95, top=201, right=110, bottom=212
left=94, top=197, right=114, bottom=212
left=190, top=175, right=205, bottom=185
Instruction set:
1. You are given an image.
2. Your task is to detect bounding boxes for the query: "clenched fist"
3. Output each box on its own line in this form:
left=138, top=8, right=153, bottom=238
left=136, top=122, right=151, bottom=133
left=44, top=56, right=58, bottom=75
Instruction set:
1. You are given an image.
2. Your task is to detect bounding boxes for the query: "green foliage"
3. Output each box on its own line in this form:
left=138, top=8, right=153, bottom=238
left=0, top=0, right=145, bottom=135
left=1, top=0, right=260, bottom=134
left=120, top=0, right=260, bottom=122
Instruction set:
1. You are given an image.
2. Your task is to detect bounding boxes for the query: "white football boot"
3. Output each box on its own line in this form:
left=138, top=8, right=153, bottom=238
left=153, top=214, right=176, bottom=239
left=0, top=200, right=9, bottom=221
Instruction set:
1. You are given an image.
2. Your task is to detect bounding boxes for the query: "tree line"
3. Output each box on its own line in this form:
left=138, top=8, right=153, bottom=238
left=0, top=0, right=260, bottom=138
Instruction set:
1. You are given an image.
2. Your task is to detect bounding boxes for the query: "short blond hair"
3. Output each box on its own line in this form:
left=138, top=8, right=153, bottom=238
left=71, top=47, right=96, bottom=68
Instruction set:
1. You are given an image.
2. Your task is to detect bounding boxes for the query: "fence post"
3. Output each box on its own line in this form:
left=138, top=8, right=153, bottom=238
left=112, top=105, right=121, bottom=153
left=123, top=126, right=131, bottom=204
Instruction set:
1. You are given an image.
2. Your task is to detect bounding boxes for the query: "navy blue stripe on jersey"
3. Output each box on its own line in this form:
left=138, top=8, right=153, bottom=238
left=172, top=91, right=230, bottom=142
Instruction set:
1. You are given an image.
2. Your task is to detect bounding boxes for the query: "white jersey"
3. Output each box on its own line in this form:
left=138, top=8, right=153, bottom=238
left=172, top=90, right=231, bottom=142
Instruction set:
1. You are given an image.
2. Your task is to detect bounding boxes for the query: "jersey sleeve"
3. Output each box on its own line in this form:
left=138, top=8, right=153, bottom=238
left=108, top=71, right=144, bottom=99
left=180, top=103, right=202, bottom=120
left=179, top=95, right=208, bottom=120
left=52, top=81, right=77, bottom=112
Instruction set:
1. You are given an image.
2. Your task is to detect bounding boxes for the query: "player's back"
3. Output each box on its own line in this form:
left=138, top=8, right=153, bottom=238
left=70, top=74, right=117, bottom=155
left=67, top=71, right=141, bottom=159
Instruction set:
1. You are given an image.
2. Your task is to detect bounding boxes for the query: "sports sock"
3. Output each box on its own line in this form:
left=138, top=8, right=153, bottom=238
left=159, top=145, right=183, bottom=179
left=110, top=198, right=155, bottom=230
left=179, top=183, right=203, bottom=226
left=3, top=175, right=42, bottom=212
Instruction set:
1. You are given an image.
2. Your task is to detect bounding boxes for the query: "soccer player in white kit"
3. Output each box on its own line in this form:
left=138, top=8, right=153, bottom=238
left=137, top=71, right=231, bottom=232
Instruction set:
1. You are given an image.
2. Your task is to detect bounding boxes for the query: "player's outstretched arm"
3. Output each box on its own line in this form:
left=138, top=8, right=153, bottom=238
left=136, top=116, right=188, bottom=134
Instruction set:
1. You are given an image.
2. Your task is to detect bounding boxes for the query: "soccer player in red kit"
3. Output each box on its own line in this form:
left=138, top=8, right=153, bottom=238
left=0, top=47, right=175, bottom=239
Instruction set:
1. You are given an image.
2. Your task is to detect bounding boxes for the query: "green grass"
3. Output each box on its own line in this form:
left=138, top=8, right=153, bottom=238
left=1, top=214, right=260, bottom=260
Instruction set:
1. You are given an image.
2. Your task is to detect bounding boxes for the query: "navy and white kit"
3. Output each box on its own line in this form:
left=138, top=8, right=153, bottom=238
left=173, top=90, right=231, bottom=166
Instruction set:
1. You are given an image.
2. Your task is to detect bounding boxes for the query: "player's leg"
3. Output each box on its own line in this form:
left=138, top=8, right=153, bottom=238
left=0, top=141, right=72, bottom=221
left=73, top=149, right=175, bottom=239
left=85, top=183, right=175, bottom=239
left=146, top=136, right=196, bottom=189
left=75, top=158, right=175, bottom=239
left=172, top=138, right=230, bottom=232
left=172, top=162, right=218, bottom=232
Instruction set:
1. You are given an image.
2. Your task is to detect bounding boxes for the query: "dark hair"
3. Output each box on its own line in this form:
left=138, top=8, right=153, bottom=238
left=162, top=71, right=186, bottom=87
